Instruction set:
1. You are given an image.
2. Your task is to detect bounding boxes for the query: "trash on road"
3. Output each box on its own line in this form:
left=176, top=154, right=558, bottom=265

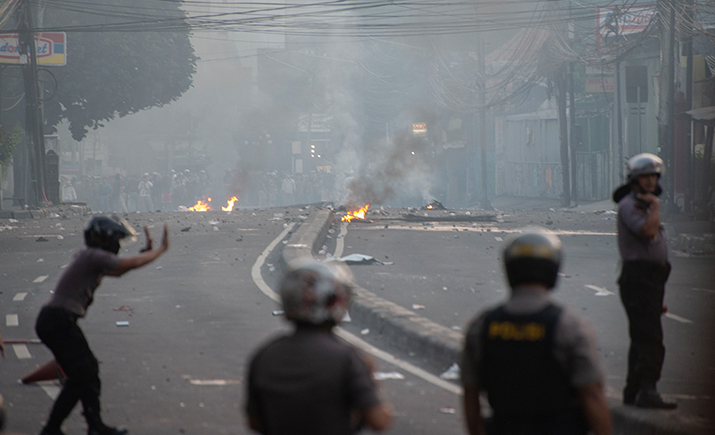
left=113, top=305, right=133, bottom=312
left=180, top=227, right=191, bottom=232
left=439, top=407, right=456, bottom=414
left=208, top=219, right=220, bottom=225
left=360, top=328, right=370, bottom=335
left=439, top=363, right=460, bottom=380
left=189, top=379, right=241, bottom=386
left=116, top=321, right=130, bottom=327
left=36, top=237, right=48, bottom=242
left=8, top=219, right=18, bottom=223
left=412, top=304, right=425, bottom=310
left=213, top=226, right=219, bottom=232
left=373, top=372, right=405, bottom=380
left=272, top=310, right=284, bottom=316
left=57, top=235, right=64, bottom=240
left=324, top=253, right=393, bottom=266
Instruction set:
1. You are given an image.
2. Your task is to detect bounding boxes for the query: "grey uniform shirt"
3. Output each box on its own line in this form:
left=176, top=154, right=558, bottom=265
left=617, top=190, right=668, bottom=263
left=461, top=287, right=605, bottom=389
left=246, top=327, right=380, bottom=435
left=46, top=248, right=121, bottom=317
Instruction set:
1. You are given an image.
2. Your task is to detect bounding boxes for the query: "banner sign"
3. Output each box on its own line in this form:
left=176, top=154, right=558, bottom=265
left=0, top=32, right=66, bottom=65
left=596, top=6, right=655, bottom=43
left=585, top=77, right=614, bottom=93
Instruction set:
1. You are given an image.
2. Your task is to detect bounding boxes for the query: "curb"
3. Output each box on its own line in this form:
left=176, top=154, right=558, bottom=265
left=280, top=209, right=462, bottom=370
left=282, top=208, right=714, bottom=435
left=0, top=204, right=91, bottom=220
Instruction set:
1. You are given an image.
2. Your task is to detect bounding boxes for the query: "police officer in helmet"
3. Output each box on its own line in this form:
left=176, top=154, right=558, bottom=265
left=35, top=216, right=169, bottom=435
left=461, top=228, right=611, bottom=435
left=245, top=259, right=392, bottom=435
left=613, top=153, right=676, bottom=409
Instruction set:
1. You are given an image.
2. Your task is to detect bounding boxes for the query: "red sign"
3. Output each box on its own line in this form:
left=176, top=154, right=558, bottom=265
left=0, top=32, right=66, bottom=65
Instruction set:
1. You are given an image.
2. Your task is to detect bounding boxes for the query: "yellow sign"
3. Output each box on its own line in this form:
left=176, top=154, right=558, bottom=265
left=0, top=33, right=66, bottom=66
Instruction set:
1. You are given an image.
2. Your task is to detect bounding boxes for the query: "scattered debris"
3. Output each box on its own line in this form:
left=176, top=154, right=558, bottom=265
left=36, top=237, right=49, bottom=242
left=272, top=310, right=284, bottom=316
left=324, top=254, right=393, bottom=266
left=439, top=408, right=457, bottom=414
left=213, top=226, right=219, bottom=232
left=412, top=304, right=425, bottom=310
left=180, top=227, right=191, bottom=232
left=113, top=305, right=133, bottom=312
left=37, top=258, right=44, bottom=262
left=373, top=372, right=405, bottom=380
left=360, top=328, right=370, bottom=335
left=189, top=379, right=241, bottom=386
left=422, top=200, right=447, bottom=210
left=439, top=363, right=460, bottom=380
left=57, top=235, right=64, bottom=240
left=208, top=220, right=220, bottom=225
left=116, top=321, right=130, bottom=327
left=8, top=219, right=18, bottom=223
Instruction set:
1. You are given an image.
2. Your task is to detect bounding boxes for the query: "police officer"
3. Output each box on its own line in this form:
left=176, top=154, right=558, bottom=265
left=35, top=216, right=169, bottom=435
left=613, top=153, right=676, bottom=409
left=245, top=259, right=392, bottom=435
left=461, top=229, right=611, bottom=435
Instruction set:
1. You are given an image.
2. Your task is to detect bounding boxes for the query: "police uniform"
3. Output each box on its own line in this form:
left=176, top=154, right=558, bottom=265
left=461, top=286, right=605, bottom=435
left=616, top=189, right=670, bottom=404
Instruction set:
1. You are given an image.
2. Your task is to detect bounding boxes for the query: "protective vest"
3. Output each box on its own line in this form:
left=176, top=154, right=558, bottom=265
left=480, top=303, right=587, bottom=435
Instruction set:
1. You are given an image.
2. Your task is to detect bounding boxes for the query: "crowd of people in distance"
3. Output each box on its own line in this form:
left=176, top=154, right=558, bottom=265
left=60, top=170, right=212, bottom=213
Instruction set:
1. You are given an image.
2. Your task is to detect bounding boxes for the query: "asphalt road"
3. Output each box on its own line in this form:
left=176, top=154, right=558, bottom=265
left=338, top=207, right=715, bottom=423
left=0, top=209, right=465, bottom=435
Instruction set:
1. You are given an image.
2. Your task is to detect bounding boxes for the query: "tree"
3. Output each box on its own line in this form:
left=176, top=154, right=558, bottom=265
left=3, top=0, right=197, bottom=141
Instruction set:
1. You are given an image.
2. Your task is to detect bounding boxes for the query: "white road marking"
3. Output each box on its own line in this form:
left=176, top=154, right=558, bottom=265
left=13, top=344, right=31, bottom=359
left=6, top=314, right=19, bottom=326
left=494, top=236, right=503, bottom=241
left=38, top=382, right=60, bottom=400
left=665, top=313, right=693, bottom=324
left=692, top=288, right=715, bottom=294
left=334, top=221, right=348, bottom=258
left=252, top=223, right=462, bottom=396
left=13, top=292, right=27, bottom=301
left=33, top=275, right=49, bottom=283
left=584, top=284, right=614, bottom=296
left=251, top=224, right=296, bottom=302
left=189, top=379, right=241, bottom=386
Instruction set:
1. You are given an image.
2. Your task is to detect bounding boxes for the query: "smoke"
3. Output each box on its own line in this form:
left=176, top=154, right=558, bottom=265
left=343, top=130, right=434, bottom=209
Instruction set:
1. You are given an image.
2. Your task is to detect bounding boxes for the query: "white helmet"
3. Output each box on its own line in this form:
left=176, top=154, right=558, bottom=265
left=627, top=153, right=663, bottom=183
left=279, top=259, right=354, bottom=325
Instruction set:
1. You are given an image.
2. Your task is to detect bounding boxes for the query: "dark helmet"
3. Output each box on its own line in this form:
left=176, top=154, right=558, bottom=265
left=84, top=216, right=134, bottom=254
left=503, top=228, right=562, bottom=289
left=627, top=153, right=663, bottom=183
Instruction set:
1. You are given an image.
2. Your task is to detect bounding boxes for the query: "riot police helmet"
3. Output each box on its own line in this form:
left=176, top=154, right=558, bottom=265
left=503, top=228, right=563, bottom=289
left=627, top=153, right=663, bottom=183
left=279, top=258, right=354, bottom=326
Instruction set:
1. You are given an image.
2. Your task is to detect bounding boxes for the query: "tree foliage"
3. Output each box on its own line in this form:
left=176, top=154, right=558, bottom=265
left=4, top=0, right=197, bottom=141
left=0, top=124, right=22, bottom=174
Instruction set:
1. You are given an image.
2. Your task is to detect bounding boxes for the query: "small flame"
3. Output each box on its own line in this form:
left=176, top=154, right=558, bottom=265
left=189, top=198, right=213, bottom=212
left=342, top=204, right=370, bottom=222
left=426, top=204, right=434, bottom=209
left=222, top=196, right=239, bottom=212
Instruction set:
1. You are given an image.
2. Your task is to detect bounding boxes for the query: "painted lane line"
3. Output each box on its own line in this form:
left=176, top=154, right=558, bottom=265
left=334, top=221, right=348, bottom=258
left=252, top=223, right=461, bottom=396
left=584, top=284, right=614, bottom=296
left=6, top=314, right=19, bottom=326
left=665, top=313, right=693, bottom=324
left=251, top=224, right=296, bottom=303
left=33, top=275, right=49, bottom=283
left=39, top=383, right=60, bottom=400
left=12, top=344, right=31, bottom=359
left=13, top=292, right=27, bottom=301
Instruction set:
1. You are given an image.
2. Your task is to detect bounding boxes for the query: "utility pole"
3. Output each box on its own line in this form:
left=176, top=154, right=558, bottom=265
left=657, top=0, right=676, bottom=212
left=683, top=0, right=694, bottom=211
left=557, top=65, right=571, bottom=207
left=478, top=40, right=492, bottom=210
left=17, top=0, right=47, bottom=207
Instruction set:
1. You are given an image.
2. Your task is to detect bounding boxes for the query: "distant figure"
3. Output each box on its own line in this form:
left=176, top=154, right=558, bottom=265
left=35, top=216, right=169, bottom=435
left=61, top=178, right=77, bottom=203
left=613, top=153, right=676, bottom=409
left=281, top=175, right=296, bottom=206
left=245, top=259, right=392, bottom=435
left=138, top=173, right=154, bottom=212
left=98, top=178, right=112, bottom=212
left=462, top=229, right=611, bottom=435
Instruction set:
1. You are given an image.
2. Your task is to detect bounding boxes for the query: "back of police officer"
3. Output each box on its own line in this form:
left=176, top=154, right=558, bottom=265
left=613, top=153, right=676, bottom=409
left=461, top=229, right=611, bottom=435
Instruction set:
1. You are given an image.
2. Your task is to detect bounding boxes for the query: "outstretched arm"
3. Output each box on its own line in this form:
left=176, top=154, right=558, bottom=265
left=106, top=224, right=169, bottom=277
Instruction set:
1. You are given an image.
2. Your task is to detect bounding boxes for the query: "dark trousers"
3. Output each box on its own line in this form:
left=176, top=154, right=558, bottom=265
left=618, top=261, right=671, bottom=397
left=35, top=306, right=102, bottom=429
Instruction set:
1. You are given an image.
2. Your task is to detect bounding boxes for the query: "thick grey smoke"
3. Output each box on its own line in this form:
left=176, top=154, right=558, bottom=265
left=343, top=130, right=434, bottom=209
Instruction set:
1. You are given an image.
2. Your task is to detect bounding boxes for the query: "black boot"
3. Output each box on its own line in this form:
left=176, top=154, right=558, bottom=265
left=39, top=427, right=66, bottom=435
left=634, top=387, right=677, bottom=410
left=83, top=409, right=128, bottom=435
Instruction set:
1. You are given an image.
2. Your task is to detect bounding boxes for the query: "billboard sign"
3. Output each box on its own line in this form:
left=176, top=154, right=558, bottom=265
left=596, top=6, right=655, bottom=43
left=0, top=32, right=66, bottom=65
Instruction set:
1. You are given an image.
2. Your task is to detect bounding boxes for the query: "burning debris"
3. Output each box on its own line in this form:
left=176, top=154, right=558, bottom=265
left=184, top=197, right=240, bottom=212
left=341, top=204, right=370, bottom=222
left=422, top=200, right=446, bottom=210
